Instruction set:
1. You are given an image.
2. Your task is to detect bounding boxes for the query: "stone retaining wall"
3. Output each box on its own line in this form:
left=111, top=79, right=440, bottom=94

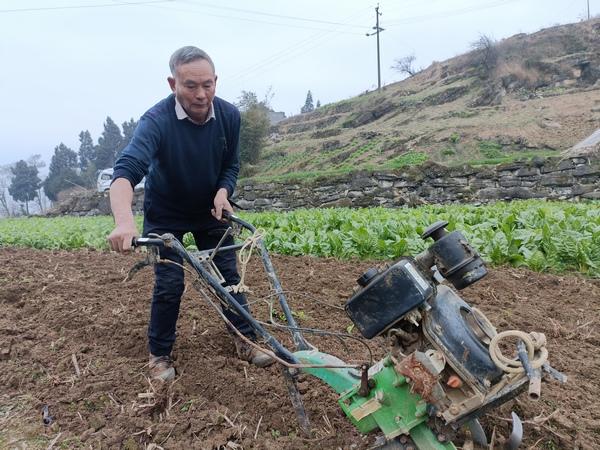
left=52, top=157, right=599, bottom=216
left=232, top=157, right=600, bottom=210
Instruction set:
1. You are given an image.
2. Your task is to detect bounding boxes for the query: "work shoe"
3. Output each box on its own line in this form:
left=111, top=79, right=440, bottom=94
left=233, top=337, right=275, bottom=368
left=148, top=354, right=175, bottom=382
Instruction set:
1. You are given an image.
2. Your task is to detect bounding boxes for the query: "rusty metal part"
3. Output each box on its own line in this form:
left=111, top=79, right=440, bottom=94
left=396, top=352, right=440, bottom=403
left=387, top=326, right=422, bottom=358
left=387, top=327, right=418, bottom=344
left=359, top=364, right=372, bottom=397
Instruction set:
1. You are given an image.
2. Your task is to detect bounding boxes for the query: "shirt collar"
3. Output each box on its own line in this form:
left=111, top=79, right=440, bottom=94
left=174, top=96, right=215, bottom=125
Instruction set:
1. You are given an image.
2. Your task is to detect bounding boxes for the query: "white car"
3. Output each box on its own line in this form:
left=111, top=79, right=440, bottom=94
left=97, top=168, right=145, bottom=192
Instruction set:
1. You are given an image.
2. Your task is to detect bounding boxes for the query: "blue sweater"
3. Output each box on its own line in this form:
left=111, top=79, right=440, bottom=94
left=113, top=94, right=241, bottom=227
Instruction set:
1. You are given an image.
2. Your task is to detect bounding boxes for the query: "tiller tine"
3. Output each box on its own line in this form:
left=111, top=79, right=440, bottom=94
left=504, top=412, right=523, bottom=450
left=466, top=419, right=488, bottom=447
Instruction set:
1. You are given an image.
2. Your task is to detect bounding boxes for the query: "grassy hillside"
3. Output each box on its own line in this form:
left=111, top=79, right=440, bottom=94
left=245, top=19, right=600, bottom=181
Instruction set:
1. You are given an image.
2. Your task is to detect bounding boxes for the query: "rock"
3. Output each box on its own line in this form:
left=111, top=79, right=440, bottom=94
left=322, top=140, right=342, bottom=151
left=516, top=167, right=540, bottom=177
left=574, top=164, right=600, bottom=177
left=0, top=347, right=10, bottom=360
left=541, top=174, right=574, bottom=187
left=582, top=191, right=600, bottom=200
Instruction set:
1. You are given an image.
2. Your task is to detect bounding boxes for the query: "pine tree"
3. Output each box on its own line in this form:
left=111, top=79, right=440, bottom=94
left=316, top=100, right=321, bottom=108
left=9, top=160, right=40, bottom=215
left=49, top=143, right=78, bottom=174
left=78, top=130, right=96, bottom=170
left=27, top=154, right=48, bottom=213
left=43, top=143, right=81, bottom=202
left=77, top=130, right=97, bottom=188
left=122, top=118, right=138, bottom=147
left=300, top=90, right=314, bottom=114
left=95, top=116, right=123, bottom=169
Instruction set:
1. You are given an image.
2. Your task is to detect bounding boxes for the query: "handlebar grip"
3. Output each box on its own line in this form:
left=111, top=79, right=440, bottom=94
left=132, top=237, right=165, bottom=247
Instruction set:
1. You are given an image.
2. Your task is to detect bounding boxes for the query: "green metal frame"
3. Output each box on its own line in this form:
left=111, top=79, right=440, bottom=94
left=294, top=350, right=457, bottom=450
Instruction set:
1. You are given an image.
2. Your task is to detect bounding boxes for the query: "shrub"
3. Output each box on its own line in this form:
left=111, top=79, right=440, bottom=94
left=479, top=141, right=504, bottom=158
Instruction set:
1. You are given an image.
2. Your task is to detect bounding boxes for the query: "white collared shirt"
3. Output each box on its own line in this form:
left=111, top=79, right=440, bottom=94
left=174, top=97, right=215, bottom=125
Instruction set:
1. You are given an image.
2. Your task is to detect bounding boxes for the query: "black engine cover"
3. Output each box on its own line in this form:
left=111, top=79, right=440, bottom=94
left=423, top=285, right=503, bottom=392
left=345, top=258, right=435, bottom=339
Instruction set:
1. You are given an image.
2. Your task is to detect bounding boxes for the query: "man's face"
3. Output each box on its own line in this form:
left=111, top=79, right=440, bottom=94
left=168, top=58, right=217, bottom=123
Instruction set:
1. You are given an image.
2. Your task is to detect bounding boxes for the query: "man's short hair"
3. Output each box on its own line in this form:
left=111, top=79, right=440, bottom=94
left=169, top=46, right=215, bottom=75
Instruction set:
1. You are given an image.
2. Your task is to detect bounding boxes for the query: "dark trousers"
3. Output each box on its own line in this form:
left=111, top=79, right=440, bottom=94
left=145, top=216, right=255, bottom=356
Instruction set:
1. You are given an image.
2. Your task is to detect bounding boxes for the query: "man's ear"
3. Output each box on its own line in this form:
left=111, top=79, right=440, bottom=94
left=167, top=76, right=176, bottom=92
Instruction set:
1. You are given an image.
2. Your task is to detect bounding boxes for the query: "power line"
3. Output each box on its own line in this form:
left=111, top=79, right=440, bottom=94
left=0, top=0, right=174, bottom=13
left=146, top=2, right=365, bottom=35
left=384, top=0, right=521, bottom=26
left=179, top=0, right=367, bottom=29
left=222, top=7, right=371, bottom=85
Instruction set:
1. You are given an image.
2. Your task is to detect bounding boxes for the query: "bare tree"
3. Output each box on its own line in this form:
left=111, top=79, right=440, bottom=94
left=0, top=164, right=15, bottom=217
left=392, top=54, right=419, bottom=77
left=470, top=34, right=499, bottom=77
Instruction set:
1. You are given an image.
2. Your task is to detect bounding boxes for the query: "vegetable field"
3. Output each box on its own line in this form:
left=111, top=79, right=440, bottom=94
left=1, top=200, right=599, bottom=277
left=1, top=200, right=600, bottom=449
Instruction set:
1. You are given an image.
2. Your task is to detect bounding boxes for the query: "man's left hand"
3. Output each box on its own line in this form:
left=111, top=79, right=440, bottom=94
left=212, top=188, right=233, bottom=221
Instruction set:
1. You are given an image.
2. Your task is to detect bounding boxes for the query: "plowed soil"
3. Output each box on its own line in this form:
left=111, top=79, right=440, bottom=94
left=1, top=247, right=599, bottom=449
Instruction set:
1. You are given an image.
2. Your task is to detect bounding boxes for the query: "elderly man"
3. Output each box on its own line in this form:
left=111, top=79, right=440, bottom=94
left=108, top=46, right=272, bottom=382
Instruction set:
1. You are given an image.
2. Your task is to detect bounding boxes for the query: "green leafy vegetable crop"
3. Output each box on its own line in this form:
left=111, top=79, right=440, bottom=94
left=1, top=200, right=598, bottom=276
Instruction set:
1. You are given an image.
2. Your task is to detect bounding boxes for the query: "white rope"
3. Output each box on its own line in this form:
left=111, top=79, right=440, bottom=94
left=489, top=330, right=548, bottom=373
left=233, top=228, right=264, bottom=294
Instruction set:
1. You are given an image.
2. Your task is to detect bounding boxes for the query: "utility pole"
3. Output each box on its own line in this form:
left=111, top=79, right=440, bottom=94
left=587, top=0, right=590, bottom=19
left=366, top=4, right=384, bottom=91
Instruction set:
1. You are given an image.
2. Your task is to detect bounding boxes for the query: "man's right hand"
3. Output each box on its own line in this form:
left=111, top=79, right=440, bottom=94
left=108, top=177, right=138, bottom=253
left=107, top=222, right=139, bottom=253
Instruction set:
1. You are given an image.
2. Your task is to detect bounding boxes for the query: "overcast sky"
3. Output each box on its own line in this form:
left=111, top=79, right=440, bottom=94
left=0, top=0, right=597, bottom=169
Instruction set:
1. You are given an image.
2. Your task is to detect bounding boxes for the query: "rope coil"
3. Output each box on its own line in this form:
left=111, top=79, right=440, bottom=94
left=489, top=330, right=548, bottom=373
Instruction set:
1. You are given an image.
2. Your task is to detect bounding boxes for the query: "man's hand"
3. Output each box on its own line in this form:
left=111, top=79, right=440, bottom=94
left=211, top=187, right=233, bottom=221
left=108, top=177, right=138, bottom=253
left=108, top=221, right=139, bottom=253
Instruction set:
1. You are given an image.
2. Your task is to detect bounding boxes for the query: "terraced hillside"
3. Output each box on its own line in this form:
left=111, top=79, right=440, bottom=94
left=249, top=18, right=600, bottom=180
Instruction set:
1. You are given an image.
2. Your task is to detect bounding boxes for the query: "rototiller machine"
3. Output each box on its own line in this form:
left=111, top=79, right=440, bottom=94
left=131, top=212, right=565, bottom=449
